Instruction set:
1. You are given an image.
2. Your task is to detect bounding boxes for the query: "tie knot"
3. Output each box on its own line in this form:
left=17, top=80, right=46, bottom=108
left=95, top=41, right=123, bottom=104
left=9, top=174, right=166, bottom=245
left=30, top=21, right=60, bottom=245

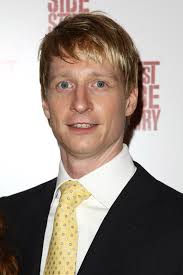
left=59, top=180, right=91, bottom=208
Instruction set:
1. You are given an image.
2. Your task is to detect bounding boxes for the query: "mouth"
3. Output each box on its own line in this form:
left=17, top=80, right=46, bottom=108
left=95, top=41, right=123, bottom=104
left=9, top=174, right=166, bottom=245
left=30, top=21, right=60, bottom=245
left=69, top=123, right=98, bottom=129
left=67, top=123, right=99, bottom=134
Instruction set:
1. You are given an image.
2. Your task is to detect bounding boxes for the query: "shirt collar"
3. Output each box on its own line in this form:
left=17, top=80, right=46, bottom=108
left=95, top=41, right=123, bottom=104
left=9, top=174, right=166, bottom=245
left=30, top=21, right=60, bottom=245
left=55, top=144, right=136, bottom=209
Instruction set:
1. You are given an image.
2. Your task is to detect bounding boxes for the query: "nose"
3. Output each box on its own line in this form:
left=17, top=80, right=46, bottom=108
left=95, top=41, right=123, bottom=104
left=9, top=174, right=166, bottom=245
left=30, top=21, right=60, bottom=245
left=70, top=84, right=93, bottom=114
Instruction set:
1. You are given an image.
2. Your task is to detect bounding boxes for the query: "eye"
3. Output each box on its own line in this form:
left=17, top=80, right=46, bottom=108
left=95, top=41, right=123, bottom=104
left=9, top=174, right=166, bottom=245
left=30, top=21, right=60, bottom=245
left=95, top=80, right=106, bottom=88
left=57, top=81, right=73, bottom=90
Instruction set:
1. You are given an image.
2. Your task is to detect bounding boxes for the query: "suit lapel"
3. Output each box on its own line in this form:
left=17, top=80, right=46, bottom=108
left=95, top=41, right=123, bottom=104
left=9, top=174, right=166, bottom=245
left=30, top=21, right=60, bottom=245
left=78, top=163, right=159, bottom=275
left=18, top=178, right=57, bottom=275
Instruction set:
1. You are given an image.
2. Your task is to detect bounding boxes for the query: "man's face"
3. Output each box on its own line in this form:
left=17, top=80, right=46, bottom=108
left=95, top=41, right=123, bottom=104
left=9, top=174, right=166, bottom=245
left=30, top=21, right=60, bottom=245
left=42, top=55, right=137, bottom=160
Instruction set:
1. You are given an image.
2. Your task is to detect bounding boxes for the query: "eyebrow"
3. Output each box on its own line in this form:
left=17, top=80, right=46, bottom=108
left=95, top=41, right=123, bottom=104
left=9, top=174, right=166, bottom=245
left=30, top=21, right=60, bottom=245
left=88, top=71, right=120, bottom=81
left=49, top=70, right=120, bottom=83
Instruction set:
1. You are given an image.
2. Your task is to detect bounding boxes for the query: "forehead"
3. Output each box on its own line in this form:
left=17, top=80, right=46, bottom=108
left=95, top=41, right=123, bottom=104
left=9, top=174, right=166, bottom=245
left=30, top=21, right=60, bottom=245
left=49, top=55, right=121, bottom=81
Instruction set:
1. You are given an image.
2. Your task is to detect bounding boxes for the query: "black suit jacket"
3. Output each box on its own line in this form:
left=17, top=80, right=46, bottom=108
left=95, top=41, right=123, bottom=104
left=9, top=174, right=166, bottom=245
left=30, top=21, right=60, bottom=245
left=1, top=162, right=183, bottom=275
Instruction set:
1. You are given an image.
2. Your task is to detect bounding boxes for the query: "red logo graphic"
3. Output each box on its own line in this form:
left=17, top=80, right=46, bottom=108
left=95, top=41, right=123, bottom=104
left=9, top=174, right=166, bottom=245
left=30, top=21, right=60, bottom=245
left=48, top=0, right=90, bottom=31
left=137, top=61, right=160, bottom=131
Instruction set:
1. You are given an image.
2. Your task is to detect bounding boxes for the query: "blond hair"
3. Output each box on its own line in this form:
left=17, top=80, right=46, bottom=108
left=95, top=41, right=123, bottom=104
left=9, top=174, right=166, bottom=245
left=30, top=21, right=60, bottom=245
left=39, top=12, right=140, bottom=99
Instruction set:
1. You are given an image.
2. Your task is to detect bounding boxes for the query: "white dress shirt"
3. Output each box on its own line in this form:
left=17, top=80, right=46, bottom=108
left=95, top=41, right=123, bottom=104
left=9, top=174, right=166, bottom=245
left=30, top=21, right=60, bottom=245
left=40, top=144, right=136, bottom=274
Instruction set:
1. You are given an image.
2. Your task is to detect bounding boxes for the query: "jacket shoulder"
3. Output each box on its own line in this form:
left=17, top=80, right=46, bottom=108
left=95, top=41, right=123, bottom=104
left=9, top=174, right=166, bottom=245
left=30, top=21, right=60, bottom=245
left=133, top=162, right=183, bottom=222
left=134, top=161, right=183, bottom=199
left=0, top=178, right=57, bottom=210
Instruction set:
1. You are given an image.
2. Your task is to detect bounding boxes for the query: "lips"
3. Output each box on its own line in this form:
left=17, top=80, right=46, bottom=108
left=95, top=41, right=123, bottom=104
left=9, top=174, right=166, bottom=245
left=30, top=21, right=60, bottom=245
left=70, top=123, right=97, bottom=128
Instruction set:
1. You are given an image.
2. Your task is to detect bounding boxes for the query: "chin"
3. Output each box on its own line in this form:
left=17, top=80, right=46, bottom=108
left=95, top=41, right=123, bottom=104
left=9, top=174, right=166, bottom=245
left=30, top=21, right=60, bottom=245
left=66, top=144, right=101, bottom=158
left=72, top=147, right=96, bottom=156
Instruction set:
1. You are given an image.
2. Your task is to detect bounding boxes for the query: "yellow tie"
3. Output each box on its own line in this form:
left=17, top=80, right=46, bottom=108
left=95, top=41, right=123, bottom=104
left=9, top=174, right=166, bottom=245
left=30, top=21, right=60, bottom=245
left=44, top=180, right=91, bottom=275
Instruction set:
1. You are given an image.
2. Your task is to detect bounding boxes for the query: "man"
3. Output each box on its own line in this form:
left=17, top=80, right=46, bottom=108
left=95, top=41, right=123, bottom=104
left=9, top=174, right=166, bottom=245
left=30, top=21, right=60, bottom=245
left=1, top=12, right=183, bottom=275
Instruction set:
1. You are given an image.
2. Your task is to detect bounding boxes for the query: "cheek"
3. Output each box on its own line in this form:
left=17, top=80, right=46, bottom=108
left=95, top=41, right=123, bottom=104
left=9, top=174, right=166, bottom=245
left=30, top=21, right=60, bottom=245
left=106, top=98, right=126, bottom=132
left=47, top=104, right=64, bottom=133
left=105, top=97, right=125, bottom=120
left=48, top=97, right=65, bottom=119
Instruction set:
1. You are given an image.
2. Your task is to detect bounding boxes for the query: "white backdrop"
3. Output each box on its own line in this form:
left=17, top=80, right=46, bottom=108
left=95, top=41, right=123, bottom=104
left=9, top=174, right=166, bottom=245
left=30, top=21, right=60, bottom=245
left=0, top=0, right=183, bottom=196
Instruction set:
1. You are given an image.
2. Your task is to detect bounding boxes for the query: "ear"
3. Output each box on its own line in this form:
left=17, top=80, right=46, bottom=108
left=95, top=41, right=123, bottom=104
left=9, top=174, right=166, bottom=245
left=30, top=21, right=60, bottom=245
left=42, top=98, right=50, bottom=119
left=125, top=88, right=138, bottom=117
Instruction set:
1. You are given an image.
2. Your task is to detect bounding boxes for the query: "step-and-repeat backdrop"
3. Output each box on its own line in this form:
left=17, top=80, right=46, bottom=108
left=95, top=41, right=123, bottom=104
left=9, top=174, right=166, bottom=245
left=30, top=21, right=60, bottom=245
left=0, top=0, right=182, bottom=195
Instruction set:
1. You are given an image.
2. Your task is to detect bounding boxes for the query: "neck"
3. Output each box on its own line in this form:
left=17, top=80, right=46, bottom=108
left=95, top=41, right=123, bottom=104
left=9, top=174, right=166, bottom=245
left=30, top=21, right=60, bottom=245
left=60, top=141, right=124, bottom=179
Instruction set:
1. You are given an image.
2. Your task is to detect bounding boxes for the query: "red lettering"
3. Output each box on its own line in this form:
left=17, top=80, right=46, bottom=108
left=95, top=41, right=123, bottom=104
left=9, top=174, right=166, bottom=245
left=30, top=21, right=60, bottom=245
left=70, top=0, right=77, bottom=12
left=48, top=0, right=58, bottom=12
left=79, top=0, right=89, bottom=12
left=66, top=0, right=70, bottom=12
left=143, top=66, right=151, bottom=84
left=149, top=85, right=160, bottom=109
left=137, top=109, right=160, bottom=131
left=143, top=61, right=160, bottom=84
left=152, top=109, right=160, bottom=130
left=137, top=61, right=160, bottom=131
left=48, top=13, right=58, bottom=31
left=59, top=0, right=64, bottom=12
left=142, top=110, right=151, bottom=130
